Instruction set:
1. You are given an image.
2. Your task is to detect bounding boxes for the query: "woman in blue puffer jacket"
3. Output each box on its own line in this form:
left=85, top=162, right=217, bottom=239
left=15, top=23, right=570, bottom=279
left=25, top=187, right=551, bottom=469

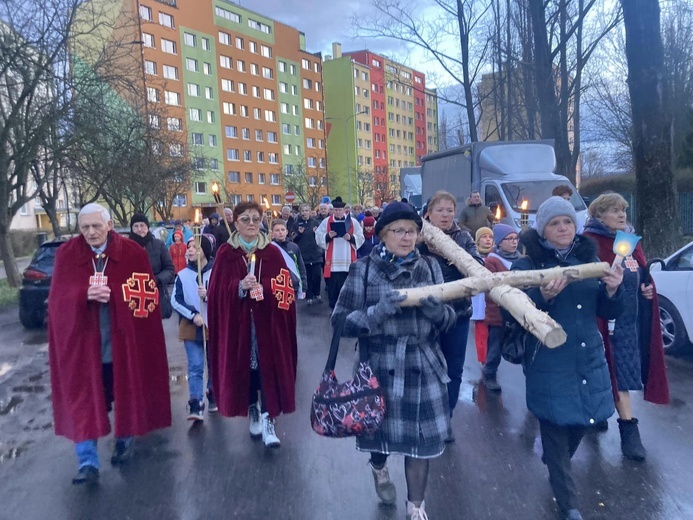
left=513, top=197, right=624, bottom=520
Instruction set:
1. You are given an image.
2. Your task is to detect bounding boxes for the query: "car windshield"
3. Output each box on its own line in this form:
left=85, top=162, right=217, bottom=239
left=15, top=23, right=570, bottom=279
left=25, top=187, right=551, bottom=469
left=32, top=244, right=60, bottom=266
left=500, top=181, right=586, bottom=213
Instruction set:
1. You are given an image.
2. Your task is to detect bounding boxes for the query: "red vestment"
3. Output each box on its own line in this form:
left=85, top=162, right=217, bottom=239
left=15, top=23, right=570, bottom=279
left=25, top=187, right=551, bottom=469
left=583, top=232, right=670, bottom=405
left=48, top=231, right=172, bottom=442
left=207, top=242, right=298, bottom=418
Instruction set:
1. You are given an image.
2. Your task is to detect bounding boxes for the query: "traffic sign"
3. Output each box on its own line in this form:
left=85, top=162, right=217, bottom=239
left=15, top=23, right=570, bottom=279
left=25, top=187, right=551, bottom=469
left=285, top=192, right=295, bottom=203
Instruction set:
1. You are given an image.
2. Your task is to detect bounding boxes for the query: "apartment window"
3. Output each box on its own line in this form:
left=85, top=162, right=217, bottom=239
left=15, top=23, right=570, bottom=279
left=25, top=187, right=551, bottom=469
left=228, top=171, right=240, bottom=183
left=318, top=139, right=324, bottom=149
left=245, top=172, right=253, bottom=183
left=203, top=63, right=212, bottom=75
left=271, top=195, right=281, bottom=205
left=261, top=45, right=272, bottom=58
left=139, top=5, right=152, bottom=21
left=306, top=137, right=316, bottom=148
left=283, top=144, right=292, bottom=155
left=230, top=194, right=242, bottom=205
left=240, top=105, right=249, bottom=118
left=169, top=144, right=183, bottom=157
left=249, top=41, right=257, bottom=54
left=308, top=157, right=317, bottom=167
left=238, top=82, right=247, bottom=95
left=235, top=37, right=244, bottom=49
left=314, top=63, right=320, bottom=73
left=242, top=128, right=250, bottom=140
left=290, top=64, right=296, bottom=75
left=144, top=60, right=157, bottom=75
left=252, top=85, right=260, bottom=98
left=258, top=173, right=266, bottom=184
left=223, top=102, right=236, bottom=115
left=248, top=19, right=272, bottom=34
left=268, top=153, right=278, bottom=164
left=142, top=33, right=154, bottom=48
left=220, top=55, right=232, bottom=69
left=186, top=58, right=198, bottom=72
left=292, top=105, right=299, bottom=116
left=159, top=13, right=174, bottom=28
left=302, top=58, right=310, bottom=70
left=255, top=129, right=263, bottom=141
left=207, top=111, right=215, bottom=123
left=304, top=118, right=314, bottom=129
left=309, top=176, right=317, bottom=187
left=164, top=91, right=180, bottom=106
left=191, top=132, right=204, bottom=145
left=163, top=65, right=178, bottom=80
left=267, top=131, right=278, bottom=143
left=215, top=6, right=241, bottom=23
left=189, top=108, right=201, bottom=121
left=257, top=151, right=264, bottom=162
left=237, top=60, right=245, bottom=72
left=244, top=150, right=252, bottom=162
left=246, top=195, right=254, bottom=202
left=294, top=125, right=300, bottom=135
left=148, top=115, right=160, bottom=129
left=316, top=101, right=323, bottom=112
left=183, top=33, right=196, bottom=47
left=205, top=86, right=213, bottom=100
left=227, top=149, right=239, bottom=161
left=253, top=107, right=261, bottom=119
left=173, top=194, right=187, bottom=207
left=280, top=102, right=289, bottom=114
left=167, top=117, right=182, bottom=131
left=147, top=87, right=158, bottom=102
left=282, top=123, right=290, bottom=134
left=302, top=78, right=312, bottom=89
left=270, top=174, right=280, bottom=185
left=161, top=38, right=176, bottom=54
left=291, top=85, right=298, bottom=95
left=221, top=79, right=235, bottom=92
left=202, top=37, right=210, bottom=51
left=263, top=88, right=274, bottom=100
left=264, top=110, right=276, bottom=122
left=250, top=63, right=259, bottom=76
left=278, top=61, right=286, bottom=73
left=303, top=98, right=313, bottom=110
left=225, top=125, right=237, bottom=138
left=219, top=31, right=231, bottom=46
left=195, top=182, right=207, bottom=194
left=188, top=83, right=200, bottom=96
left=204, top=134, right=215, bottom=147
left=209, top=158, right=218, bottom=170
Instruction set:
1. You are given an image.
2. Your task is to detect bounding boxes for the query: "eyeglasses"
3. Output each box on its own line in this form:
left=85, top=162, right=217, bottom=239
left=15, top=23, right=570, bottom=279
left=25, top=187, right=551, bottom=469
left=389, top=228, right=418, bottom=238
left=502, top=236, right=519, bottom=242
left=237, top=216, right=262, bottom=224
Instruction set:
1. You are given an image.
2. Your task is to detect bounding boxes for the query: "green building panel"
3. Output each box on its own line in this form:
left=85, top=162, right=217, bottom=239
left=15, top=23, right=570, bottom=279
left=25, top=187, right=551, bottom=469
left=180, top=26, right=225, bottom=205
left=212, top=1, right=275, bottom=44
left=277, top=58, right=304, bottom=182
left=322, top=57, right=357, bottom=202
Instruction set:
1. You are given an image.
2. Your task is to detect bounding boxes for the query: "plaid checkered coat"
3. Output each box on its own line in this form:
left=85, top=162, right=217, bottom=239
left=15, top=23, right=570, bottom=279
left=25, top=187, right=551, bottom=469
left=332, top=248, right=454, bottom=458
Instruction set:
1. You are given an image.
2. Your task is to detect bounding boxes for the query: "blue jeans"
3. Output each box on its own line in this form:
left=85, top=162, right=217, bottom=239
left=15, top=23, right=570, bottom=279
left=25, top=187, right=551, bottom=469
left=184, top=340, right=211, bottom=401
left=75, top=437, right=133, bottom=469
left=439, top=316, right=470, bottom=415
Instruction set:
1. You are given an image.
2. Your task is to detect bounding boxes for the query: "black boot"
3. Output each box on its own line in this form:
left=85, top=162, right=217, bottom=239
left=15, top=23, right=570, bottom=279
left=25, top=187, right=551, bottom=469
left=617, top=418, right=646, bottom=461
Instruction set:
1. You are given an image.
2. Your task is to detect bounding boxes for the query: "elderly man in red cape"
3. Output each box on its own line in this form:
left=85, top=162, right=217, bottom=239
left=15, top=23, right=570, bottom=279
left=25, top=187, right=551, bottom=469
left=48, top=203, right=171, bottom=485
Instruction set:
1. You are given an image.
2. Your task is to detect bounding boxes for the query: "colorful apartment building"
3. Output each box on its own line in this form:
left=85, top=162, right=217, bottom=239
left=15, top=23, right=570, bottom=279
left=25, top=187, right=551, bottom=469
left=79, top=0, right=328, bottom=219
left=323, top=43, right=439, bottom=206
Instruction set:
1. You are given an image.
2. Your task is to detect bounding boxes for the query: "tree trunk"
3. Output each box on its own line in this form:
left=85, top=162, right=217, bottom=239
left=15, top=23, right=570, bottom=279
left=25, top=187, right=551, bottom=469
left=0, top=224, right=21, bottom=288
left=621, top=0, right=682, bottom=256
left=457, top=0, right=479, bottom=142
left=44, top=203, right=62, bottom=237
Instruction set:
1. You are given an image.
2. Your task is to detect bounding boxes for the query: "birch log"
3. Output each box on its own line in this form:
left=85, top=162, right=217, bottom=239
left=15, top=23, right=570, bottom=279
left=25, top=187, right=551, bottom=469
left=412, top=222, right=574, bottom=348
left=399, top=262, right=610, bottom=304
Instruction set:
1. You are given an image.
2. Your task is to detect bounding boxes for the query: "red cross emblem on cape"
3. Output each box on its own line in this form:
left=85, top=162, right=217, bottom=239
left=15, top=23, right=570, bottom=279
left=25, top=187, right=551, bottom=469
left=89, top=273, right=108, bottom=286
left=271, top=268, right=295, bottom=311
left=122, top=272, right=159, bottom=318
left=624, top=255, right=639, bottom=273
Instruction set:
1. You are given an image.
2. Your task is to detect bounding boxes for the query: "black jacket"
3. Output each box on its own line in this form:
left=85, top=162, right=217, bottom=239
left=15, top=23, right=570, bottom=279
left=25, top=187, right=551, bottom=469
left=418, top=223, right=482, bottom=318
left=144, top=237, right=175, bottom=287
left=291, top=217, right=323, bottom=264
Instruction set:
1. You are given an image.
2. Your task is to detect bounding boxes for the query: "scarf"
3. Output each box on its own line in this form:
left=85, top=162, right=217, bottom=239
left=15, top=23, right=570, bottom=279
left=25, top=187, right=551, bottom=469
left=323, top=215, right=356, bottom=278
left=376, top=243, right=417, bottom=265
left=539, top=236, right=576, bottom=260
left=493, top=248, right=522, bottom=262
left=477, top=242, right=493, bottom=255
left=583, top=216, right=635, bottom=238
left=364, top=226, right=376, bottom=239
left=129, top=232, right=152, bottom=247
left=229, top=231, right=271, bottom=253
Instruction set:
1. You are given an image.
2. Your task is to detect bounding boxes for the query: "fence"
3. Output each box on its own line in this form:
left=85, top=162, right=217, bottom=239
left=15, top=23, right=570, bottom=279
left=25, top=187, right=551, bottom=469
left=619, top=192, right=693, bottom=235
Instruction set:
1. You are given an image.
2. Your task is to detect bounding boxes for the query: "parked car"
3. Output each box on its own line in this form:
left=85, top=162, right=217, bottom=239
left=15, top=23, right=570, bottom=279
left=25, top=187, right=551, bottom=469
left=650, top=240, right=693, bottom=354
left=18, top=237, right=68, bottom=329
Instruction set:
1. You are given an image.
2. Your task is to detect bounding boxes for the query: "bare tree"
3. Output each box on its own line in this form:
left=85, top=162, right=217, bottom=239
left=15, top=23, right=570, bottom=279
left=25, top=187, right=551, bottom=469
left=620, top=0, right=682, bottom=256
left=281, top=154, right=327, bottom=210
left=355, top=169, right=375, bottom=206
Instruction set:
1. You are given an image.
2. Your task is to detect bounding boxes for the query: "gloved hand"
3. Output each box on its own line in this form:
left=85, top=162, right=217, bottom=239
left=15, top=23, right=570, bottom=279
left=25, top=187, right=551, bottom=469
left=419, top=295, right=456, bottom=330
left=369, top=290, right=406, bottom=324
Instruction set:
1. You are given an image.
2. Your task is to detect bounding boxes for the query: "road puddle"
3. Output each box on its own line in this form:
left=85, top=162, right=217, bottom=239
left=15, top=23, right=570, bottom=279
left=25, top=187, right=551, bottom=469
left=12, top=385, right=46, bottom=393
left=0, top=395, right=23, bottom=416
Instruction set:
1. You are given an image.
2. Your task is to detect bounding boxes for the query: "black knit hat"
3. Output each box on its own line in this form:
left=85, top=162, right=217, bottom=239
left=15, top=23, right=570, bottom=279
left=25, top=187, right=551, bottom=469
left=187, top=234, right=213, bottom=260
left=375, top=201, right=423, bottom=237
left=129, top=213, right=150, bottom=230
left=332, top=196, right=346, bottom=209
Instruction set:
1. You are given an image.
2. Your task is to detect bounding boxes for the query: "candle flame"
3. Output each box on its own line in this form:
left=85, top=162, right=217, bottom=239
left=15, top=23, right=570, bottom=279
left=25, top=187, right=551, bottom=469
left=194, top=208, right=201, bottom=225
left=250, top=253, right=256, bottom=262
left=616, top=242, right=630, bottom=255
left=263, top=197, right=270, bottom=210
left=495, top=206, right=501, bottom=220
left=211, top=182, right=219, bottom=195
left=521, top=200, right=528, bottom=211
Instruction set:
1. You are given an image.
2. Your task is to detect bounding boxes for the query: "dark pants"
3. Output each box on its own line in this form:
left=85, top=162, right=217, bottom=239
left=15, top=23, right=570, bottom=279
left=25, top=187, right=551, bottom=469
left=539, top=420, right=586, bottom=512
left=305, top=262, right=323, bottom=300
left=249, top=369, right=267, bottom=414
left=327, top=271, right=349, bottom=309
left=483, top=325, right=505, bottom=379
left=102, top=362, right=114, bottom=412
left=439, top=316, right=470, bottom=415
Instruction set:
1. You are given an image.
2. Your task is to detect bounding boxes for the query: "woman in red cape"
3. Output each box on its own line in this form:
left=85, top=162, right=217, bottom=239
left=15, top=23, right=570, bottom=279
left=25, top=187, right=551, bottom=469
left=207, top=201, right=298, bottom=449
left=583, top=193, right=669, bottom=462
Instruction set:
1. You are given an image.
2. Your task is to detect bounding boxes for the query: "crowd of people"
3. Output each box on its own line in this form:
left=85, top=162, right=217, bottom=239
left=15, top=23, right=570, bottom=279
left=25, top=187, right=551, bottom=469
left=46, top=189, right=670, bottom=520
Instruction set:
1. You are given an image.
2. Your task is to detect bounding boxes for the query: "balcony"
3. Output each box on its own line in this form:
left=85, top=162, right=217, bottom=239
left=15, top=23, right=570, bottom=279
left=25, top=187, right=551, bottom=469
left=155, top=0, right=177, bottom=7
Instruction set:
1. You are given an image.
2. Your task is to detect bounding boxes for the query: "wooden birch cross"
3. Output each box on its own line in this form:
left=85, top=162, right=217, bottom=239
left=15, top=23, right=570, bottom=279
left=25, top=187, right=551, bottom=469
left=397, top=222, right=610, bottom=348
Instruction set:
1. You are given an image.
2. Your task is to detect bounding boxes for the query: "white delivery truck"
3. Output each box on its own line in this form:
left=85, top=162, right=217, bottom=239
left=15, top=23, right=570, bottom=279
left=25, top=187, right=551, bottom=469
left=420, top=140, right=587, bottom=231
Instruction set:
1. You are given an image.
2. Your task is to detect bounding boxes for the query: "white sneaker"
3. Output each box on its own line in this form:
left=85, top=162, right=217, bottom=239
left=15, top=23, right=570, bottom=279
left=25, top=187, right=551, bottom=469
left=261, top=412, right=281, bottom=448
left=249, top=403, right=262, bottom=438
left=406, top=500, right=429, bottom=520
left=369, top=461, right=396, bottom=504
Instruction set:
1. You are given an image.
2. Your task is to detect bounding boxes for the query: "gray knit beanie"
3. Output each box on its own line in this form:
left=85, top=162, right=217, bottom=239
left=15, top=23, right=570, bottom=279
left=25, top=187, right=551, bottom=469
left=535, top=196, right=578, bottom=238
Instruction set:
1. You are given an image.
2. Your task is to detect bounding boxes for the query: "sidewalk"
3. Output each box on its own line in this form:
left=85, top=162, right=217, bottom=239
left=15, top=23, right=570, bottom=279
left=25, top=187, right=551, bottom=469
left=0, top=257, right=31, bottom=280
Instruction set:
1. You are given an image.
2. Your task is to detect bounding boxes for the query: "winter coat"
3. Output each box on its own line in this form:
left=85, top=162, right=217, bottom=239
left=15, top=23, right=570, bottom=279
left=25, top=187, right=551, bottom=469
left=291, top=217, right=323, bottom=264
left=171, top=260, right=214, bottom=343
left=418, top=222, right=482, bottom=318
left=484, top=253, right=514, bottom=327
left=458, top=203, right=493, bottom=236
left=144, top=237, right=175, bottom=287
left=169, top=239, right=187, bottom=273
left=512, top=229, right=624, bottom=426
left=332, top=249, right=455, bottom=457
left=273, top=239, right=307, bottom=294
left=357, top=235, right=380, bottom=259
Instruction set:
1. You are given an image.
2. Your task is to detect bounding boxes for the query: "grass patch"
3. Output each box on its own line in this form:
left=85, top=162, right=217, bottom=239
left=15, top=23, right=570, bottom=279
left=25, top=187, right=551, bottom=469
left=0, top=279, right=19, bottom=310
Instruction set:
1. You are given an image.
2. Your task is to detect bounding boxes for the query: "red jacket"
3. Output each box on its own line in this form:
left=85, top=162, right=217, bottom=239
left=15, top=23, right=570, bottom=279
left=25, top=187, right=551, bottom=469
left=483, top=253, right=511, bottom=327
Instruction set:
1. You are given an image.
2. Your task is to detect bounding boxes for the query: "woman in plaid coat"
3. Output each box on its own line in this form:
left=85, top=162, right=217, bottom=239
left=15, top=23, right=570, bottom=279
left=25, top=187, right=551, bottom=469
left=332, top=202, right=456, bottom=520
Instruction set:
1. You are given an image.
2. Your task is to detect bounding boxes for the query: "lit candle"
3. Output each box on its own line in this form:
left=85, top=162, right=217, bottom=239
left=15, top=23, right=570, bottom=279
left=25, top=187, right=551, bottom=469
left=520, top=200, right=529, bottom=228
left=611, top=230, right=641, bottom=268
left=493, top=206, right=502, bottom=226
left=249, top=253, right=256, bottom=275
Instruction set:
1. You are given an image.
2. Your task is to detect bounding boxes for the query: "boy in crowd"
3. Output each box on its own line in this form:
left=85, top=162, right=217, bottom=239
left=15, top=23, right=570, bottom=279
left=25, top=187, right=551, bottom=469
left=271, top=219, right=307, bottom=299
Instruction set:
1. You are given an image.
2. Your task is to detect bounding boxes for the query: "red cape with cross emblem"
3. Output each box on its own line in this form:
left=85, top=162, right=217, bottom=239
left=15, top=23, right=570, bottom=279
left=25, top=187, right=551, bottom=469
left=48, top=231, right=171, bottom=442
left=207, top=241, right=298, bottom=418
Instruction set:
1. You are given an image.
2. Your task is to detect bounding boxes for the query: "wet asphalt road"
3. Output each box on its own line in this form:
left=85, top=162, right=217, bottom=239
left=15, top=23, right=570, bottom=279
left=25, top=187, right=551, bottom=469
left=1, top=301, right=693, bottom=520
